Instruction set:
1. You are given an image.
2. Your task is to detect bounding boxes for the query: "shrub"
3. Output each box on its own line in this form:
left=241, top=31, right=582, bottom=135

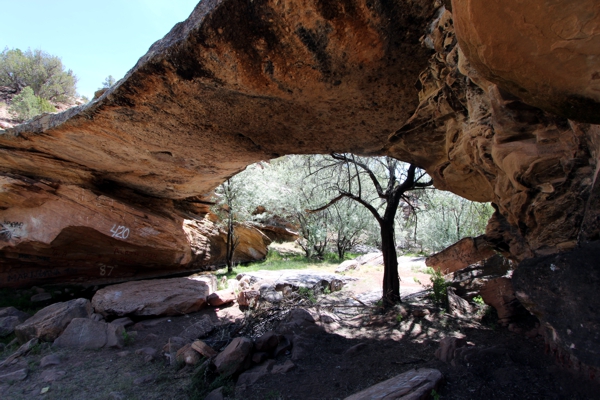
left=8, top=86, right=56, bottom=121
left=428, top=269, right=448, bottom=306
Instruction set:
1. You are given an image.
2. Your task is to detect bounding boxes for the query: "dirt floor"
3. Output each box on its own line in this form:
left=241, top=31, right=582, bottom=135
left=0, top=260, right=598, bottom=400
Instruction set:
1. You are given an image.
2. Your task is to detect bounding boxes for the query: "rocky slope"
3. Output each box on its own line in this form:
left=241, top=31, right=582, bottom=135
left=1, top=0, right=600, bottom=376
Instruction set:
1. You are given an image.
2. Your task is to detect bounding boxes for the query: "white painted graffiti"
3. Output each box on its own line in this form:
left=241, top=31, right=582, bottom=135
left=0, top=221, right=25, bottom=242
left=110, top=224, right=130, bottom=239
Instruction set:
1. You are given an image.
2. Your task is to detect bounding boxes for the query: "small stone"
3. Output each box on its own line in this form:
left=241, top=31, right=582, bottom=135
left=412, top=308, right=430, bottom=318
left=40, top=387, right=50, bottom=394
left=435, top=336, right=466, bottom=363
left=117, top=351, right=130, bottom=357
left=207, top=290, right=236, bottom=307
left=343, top=343, right=368, bottom=357
left=254, top=331, right=279, bottom=353
left=145, top=333, right=159, bottom=340
left=32, top=286, right=45, bottom=294
left=0, top=368, right=27, bottom=382
left=31, top=293, right=52, bottom=302
left=40, top=354, right=61, bottom=368
left=214, top=337, right=253, bottom=377
left=274, top=335, right=292, bottom=357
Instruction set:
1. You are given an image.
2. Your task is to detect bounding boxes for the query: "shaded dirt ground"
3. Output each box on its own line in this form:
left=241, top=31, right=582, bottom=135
left=0, top=261, right=598, bottom=400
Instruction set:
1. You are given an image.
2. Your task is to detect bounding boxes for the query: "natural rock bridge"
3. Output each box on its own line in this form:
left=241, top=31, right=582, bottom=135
left=1, top=0, right=599, bottom=375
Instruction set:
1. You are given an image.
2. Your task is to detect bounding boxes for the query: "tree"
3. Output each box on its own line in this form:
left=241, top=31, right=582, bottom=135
left=101, top=75, right=116, bottom=89
left=8, top=86, right=56, bottom=122
left=213, top=179, right=240, bottom=273
left=0, top=48, right=77, bottom=102
left=308, top=154, right=432, bottom=307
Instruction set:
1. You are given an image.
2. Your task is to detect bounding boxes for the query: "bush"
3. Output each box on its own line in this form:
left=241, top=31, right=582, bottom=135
left=8, top=86, right=56, bottom=122
left=428, top=269, right=449, bottom=306
left=0, top=47, right=77, bottom=102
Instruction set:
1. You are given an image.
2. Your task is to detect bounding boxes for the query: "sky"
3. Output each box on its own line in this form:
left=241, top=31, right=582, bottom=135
left=0, top=0, right=200, bottom=99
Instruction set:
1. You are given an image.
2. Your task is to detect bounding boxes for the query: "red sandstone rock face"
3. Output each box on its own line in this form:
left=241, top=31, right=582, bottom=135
left=452, top=0, right=600, bottom=124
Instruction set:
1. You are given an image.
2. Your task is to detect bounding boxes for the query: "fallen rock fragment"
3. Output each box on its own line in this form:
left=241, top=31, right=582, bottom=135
left=92, top=278, right=209, bottom=317
left=191, top=340, right=217, bottom=358
left=40, top=369, right=66, bottom=382
left=343, top=368, right=443, bottom=400
left=31, top=293, right=52, bottom=303
left=237, top=290, right=260, bottom=307
left=176, top=343, right=201, bottom=365
left=15, top=298, right=92, bottom=343
left=213, top=337, right=253, bottom=377
left=447, top=287, right=473, bottom=316
left=335, top=260, right=359, bottom=273
left=0, top=307, right=30, bottom=337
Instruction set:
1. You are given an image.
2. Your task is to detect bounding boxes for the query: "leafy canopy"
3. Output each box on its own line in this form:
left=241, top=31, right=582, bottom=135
left=0, top=47, right=77, bottom=102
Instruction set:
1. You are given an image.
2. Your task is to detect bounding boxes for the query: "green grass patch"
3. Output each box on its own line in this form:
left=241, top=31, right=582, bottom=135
left=216, top=249, right=340, bottom=280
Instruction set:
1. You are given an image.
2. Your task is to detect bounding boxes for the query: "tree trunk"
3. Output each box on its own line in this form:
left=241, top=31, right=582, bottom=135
left=380, top=219, right=400, bottom=306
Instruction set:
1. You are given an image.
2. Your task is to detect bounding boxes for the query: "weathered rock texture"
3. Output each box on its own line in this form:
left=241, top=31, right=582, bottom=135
left=452, top=0, right=600, bottom=124
left=91, top=277, right=210, bottom=317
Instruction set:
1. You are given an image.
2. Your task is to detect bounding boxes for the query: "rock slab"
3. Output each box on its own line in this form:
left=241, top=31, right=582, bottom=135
left=92, top=277, right=209, bottom=317
left=344, top=368, right=443, bottom=400
left=14, top=298, right=92, bottom=343
left=214, top=337, right=253, bottom=377
left=53, top=318, right=124, bottom=349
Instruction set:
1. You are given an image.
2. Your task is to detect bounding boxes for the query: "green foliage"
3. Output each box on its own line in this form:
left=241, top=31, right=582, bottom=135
left=101, top=75, right=116, bottom=89
left=396, top=314, right=403, bottom=323
left=8, top=86, right=56, bottom=121
left=298, top=286, right=317, bottom=303
left=0, top=48, right=77, bottom=102
left=431, top=389, right=441, bottom=400
left=427, top=269, right=449, bottom=305
left=122, top=330, right=134, bottom=346
left=472, top=295, right=485, bottom=305
left=414, top=190, right=493, bottom=253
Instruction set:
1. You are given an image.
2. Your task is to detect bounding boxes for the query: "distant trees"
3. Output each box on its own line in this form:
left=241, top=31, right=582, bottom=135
left=101, top=75, right=116, bottom=89
left=0, top=48, right=77, bottom=102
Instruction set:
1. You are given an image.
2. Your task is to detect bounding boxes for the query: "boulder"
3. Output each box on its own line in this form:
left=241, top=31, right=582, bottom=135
left=31, top=293, right=52, bottom=303
left=237, top=290, right=260, bottom=307
left=355, top=253, right=384, bottom=267
left=0, top=369, right=28, bottom=383
left=213, top=337, right=253, bottom=377
left=237, top=270, right=355, bottom=293
left=513, top=243, right=600, bottom=370
left=480, top=277, right=518, bottom=325
left=0, top=307, right=30, bottom=337
left=188, top=273, right=217, bottom=294
left=335, top=260, right=359, bottom=273
left=14, top=298, right=92, bottom=343
left=53, top=318, right=124, bottom=349
left=450, top=255, right=513, bottom=299
left=426, top=236, right=496, bottom=274
left=92, top=278, right=209, bottom=317
left=343, top=368, right=443, bottom=400
left=207, top=290, right=236, bottom=307
left=254, top=331, right=279, bottom=354
left=179, top=315, right=215, bottom=341
left=40, top=354, right=62, bottom=368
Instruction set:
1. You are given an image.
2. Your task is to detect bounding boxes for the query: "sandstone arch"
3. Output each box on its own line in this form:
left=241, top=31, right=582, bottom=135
left=1, top=0, right=600, bottom=374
